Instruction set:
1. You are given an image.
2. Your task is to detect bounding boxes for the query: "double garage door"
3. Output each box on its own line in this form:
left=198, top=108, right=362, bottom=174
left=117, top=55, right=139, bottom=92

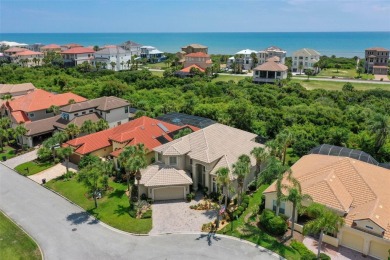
left=341, top=231, right=390, bottom=259
left=153, top=186, right=185, bottom=201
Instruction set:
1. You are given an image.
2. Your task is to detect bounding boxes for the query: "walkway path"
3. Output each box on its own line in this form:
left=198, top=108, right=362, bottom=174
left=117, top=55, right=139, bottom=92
left=28, top=162, right=78, bottom=184
left=2, top=149, right=37, bottom=169
left=374, top=74, right=389, bottom=81
left=292, top=76, right=390, bottom=84
left=0, top=164, right=281, bottom=260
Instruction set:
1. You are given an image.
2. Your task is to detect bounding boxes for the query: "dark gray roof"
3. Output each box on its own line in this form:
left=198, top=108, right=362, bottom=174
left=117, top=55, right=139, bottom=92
left=60, top=96, right=129, bottom=113
left=53, top=113, right=101, bottom=129
left=156, top=112, right=215, bottom=129
left=94, top=46, right=128, bottom=55
left=25, top=116, right=60, bottom=136
left=120, top=40, right=142, bottom=47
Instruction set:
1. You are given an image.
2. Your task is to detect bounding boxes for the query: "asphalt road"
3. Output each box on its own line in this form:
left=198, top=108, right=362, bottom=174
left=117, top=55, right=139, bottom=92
left=0, top=164, right=281, bottom=260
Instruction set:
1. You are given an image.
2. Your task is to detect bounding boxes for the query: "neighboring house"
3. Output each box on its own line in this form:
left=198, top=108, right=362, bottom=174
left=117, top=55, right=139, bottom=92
left=144, top=123, right=264, bottom=201
left=40, top=44, right=62, bottom=54
left=227, top=49, right=258, bottom=71
left=0, top=83, right=36, bottom=99
left=156, top=112, right=216, bottom=129
left=93, top=46, right=132, bottom=71
left=263, top=154, right=390, bottom=260
left=61, top=43, right=83, bottom=50
left=140, top=46, right=165, bottom=63
left=65, top=116, right=198, bottom=165
left=253, top=59, right=288, bottom=84
left=292, top=48, right=321, bottom=73
left=3, top=47, right=28, bottom=56
left=181, top=44, right=208, bottom=54
left=11, top=50, right=43, bottom=67
left=183, top=52, right=212, bottom=70
left=61, top=47, right=95, bottom=66
left=27, top=43, right=44, bottom=52
left=55, top=96, right=131, bottom=129
left=119, top=40, right=142, bottom=56
left=257, top=46, right=287, bottom=65
left=365, top=47, right=389, bottom=75
left=175, top=64, right=205, bottom=77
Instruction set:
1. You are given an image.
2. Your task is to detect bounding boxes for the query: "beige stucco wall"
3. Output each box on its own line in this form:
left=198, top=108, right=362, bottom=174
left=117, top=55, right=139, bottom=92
left=354, top=219, right=385, bottom=236
left=90, top=146, right=113, bottom=158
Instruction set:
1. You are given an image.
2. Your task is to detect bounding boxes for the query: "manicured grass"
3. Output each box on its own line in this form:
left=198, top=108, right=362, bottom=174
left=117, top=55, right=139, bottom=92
left=212, top=74, right=250, bottom=83
left=143, top=62, right=169, bottom=70
left=0, top=211, right=41, bottom=260
left=45, top=177, right=152, bottom=234
left=14, top=161, right=55, bottom=176
left=291, top=79, right=390, bottom=91
left=218, top=185, right=301, bottom=260
left=150, top=70, right=164, bottom=77
left=0, top=145, right=16, bottom=161
left=317, top=68, right=374, bottom=80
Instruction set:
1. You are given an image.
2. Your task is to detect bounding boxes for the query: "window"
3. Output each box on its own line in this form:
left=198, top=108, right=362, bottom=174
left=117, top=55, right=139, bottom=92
left=82, top=111, right=86, bottom=115
left=75, top=113, right=79, bottom=116
left=125, top=106, right=129, bottom=113
left=157, top=152, right=162, bottom=162
left=276, top=72, right=281, bottom=77
left=117, top=121, right=121, bottom=126
left=106, top=110, right=110, bottom=114
left=272, top=200, right=286, bottom=214
left=89, top=110, right=93, bottom=113
left=169, top=156, right=177, bottom=165
left=189, top=159, right=193, bottom=165
left=61, top=113, right=69, bottom=121
left=202, top=165, right=206, bottom=172
left=29, top=113, right=35, bottom=118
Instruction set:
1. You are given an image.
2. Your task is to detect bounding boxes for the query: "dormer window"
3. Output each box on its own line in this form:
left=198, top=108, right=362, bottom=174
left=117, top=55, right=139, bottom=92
left=169, top=156, right=177, bottom=166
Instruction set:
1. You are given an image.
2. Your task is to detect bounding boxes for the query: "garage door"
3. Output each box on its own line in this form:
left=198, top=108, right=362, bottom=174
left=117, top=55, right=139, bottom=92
left=341, top=231, right=364, bottom=253
left=153, top=186, right=185, bottom=201
left=369, top=241, right=390, bottom=260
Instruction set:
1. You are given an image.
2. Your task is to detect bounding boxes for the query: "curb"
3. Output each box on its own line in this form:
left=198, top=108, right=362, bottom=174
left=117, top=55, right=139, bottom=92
left=0, top=210, right=45, bottom=260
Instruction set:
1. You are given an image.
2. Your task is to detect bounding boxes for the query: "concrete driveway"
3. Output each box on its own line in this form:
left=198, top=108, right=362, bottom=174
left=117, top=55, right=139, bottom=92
left=374, top=74, right=389, bottom=81
left=0, top=164, right=281, bottom=260
left=2, top=149, right=37, bottom=169
left=150, top=195, right=217, bottom=235
left=28, top=162, right=78, bottom=184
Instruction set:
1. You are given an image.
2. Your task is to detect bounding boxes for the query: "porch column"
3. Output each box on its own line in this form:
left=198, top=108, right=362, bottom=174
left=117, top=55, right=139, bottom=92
left=204, top=169, right=210, bottom=190
left=362, top=238, right=370, bottom=256
left=192, top=163, right=198, bottom=191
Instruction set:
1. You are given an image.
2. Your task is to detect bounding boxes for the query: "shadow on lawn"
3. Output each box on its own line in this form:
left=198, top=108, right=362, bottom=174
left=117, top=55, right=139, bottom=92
left=66, top=211, right=99, bottom=225
left=114, top=204, right=131, bottom=217
left=108, top=189, right=126, bottom=199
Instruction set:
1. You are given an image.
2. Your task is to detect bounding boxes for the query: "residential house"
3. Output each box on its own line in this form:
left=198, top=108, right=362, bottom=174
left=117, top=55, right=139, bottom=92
left=61, top=43, right=83, bottom=50
left=61, top=47, right=95, bottom=66
left=93, top=46, right=132, bottom=71
left=227, top=49, right=258, bottom=71
left=156, top=112, right=216, bottom=129
left=27, top=43, right=44, bottom=52
left=142, top=123, right=264, bottom=201
left=119, top=40, right=142, bottom=56
left=292, top=48, right=321, bottom=73
left=140, top=46, right=165, bottom=63
left=263, top=154, right=390, bottom=260
left=3, top=47, right=28, bottom=56
left=0, top=83, right=36, bottom=99
left=253, top=59, right=288, bottom=84
left=181, top=44, right=208, bottom=54
left=183, top=52, right=212, bottom=70
left=40, top=44, right=62, bottom=54
left=257, top=46, right=287, bottom=65
left=365, top=47, right=389, bottom=75
left=175, top=64, right=205, bottom=77
left=11, top=50, right=44, bottom=67
left=65, top=116, right=198, bottom=164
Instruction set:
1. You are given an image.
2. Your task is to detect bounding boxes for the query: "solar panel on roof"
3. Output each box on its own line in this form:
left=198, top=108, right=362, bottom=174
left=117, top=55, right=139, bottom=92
left=157, top=122, right=169, bottom=133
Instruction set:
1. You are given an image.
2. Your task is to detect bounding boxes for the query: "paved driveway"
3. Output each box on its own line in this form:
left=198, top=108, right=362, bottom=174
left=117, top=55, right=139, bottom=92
left=2, top=149, right=37, bottom=169
left=150, top=195, right=217, bottom=235
left=28, top=162, right=78, bottom=184
left=374, top=74, right=389, bottom=81
left=0, top=164, right=281, bottom=260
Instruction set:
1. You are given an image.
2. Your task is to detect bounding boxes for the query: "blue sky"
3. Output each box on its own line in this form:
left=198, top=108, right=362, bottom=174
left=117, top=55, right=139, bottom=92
left=1, top=0, right=389, bottom=33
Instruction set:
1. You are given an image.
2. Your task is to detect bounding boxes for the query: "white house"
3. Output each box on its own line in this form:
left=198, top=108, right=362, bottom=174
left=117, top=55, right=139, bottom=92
left=140, top=46, right=165, bottom=62
left=119, top=40, right=142, bottom=57
left=93, top=46, right=132, bottom=71
left=257, top=46, right=287, bottom=65
left=61, top=47, right=95, bottom=66
left=227, top=49, right=258, bottom=70
left=292, top=48, right=321, bottom=73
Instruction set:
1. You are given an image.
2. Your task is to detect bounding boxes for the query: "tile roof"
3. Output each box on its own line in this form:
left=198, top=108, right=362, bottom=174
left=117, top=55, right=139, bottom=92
left=61, top=47, right=95, bottom=54
left=25, top=115, right=60, bottom=136
left=366, top=47, right=389, bottom=51
left=140, top=162, right=193, bottom=187
left=183, top=44, right=208, bottom=49
left=60, top=96, right=129, bottom=113
left=94, top=46, right=128, bottom=55
left=62, top=43, right=83, bottom=48
left=41, top=44, right=61, bottom=50
left=53, top=113, right=101, bottom=129
left=185, top=52, right=210, bottom=58
left=3, top=47, right=28, bottom=53
left=266, top=56, right=280, bottom=62
left=0, top=83, right=36, bottom=95
left=264, top=154, right=390, bottom=239
left=15, top=50, right=43, bottom=56
left=180, top=64, right=205, bottom=73
left=254, top=61, right=288, bottom=72
left=154, top=123, right=264, bottom=179
left=6, top=89, right=86, bottom=113
left=66, top=116, right=190, bottom=155
left=293, top=48, right=321, bottom=57
left=11, top=111, right=30, bottom=124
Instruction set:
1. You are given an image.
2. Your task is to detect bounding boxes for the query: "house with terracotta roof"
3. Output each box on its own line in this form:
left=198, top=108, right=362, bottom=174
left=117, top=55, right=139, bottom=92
left=61, top=43, right=83, bottom=50
left=60, top=47, right=95, bottom=66
left=175, top=64, right=205, bottom=78
left=181, top=44, right=208, bottom=55
left=93, top=46, right=132, bottom=71
left=3, top=47, right=28, bottom=56
left=257, top=46, right=287, bottom=65
left=40, top=44, right=62, bottom=53
left=263, top=154, right=390, bottom=259
left=143, top=123, right=264, bottom=201
left=65, top=116, right=198, bottom=165
left=183, top=52, right=212, bottom=71
left=252, top=58, right=288, bottom=84
left=10, top=50, right=44, bottom=67
left=364, top=47, right=389, bottom=75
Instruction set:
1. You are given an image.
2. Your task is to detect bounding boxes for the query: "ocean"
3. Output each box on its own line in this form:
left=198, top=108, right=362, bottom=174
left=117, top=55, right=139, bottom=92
left=1, top=32, right=390, bottom=57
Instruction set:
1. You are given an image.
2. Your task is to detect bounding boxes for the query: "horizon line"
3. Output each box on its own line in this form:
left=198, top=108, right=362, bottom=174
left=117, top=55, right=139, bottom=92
left=1, top=31, right=390, bottom=34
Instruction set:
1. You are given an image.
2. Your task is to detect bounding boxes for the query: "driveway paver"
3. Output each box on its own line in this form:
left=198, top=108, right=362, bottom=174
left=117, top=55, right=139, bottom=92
left=28, top=162, right=78, bottom=184
left=1, top=149, right=37, bottom=169
left=150, top=195, right=217, bottom=235
left=374, top=74, right=389, bottom=81
left=0, top=164, right=281, bottom=260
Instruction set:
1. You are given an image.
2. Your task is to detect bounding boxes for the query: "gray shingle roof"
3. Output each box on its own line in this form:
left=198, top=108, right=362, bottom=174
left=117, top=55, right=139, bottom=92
left=60, top=96, right=129, bottom=112
left=94, top=46, right=129, bottom=55
left=293, top=48, right=321, bottom=57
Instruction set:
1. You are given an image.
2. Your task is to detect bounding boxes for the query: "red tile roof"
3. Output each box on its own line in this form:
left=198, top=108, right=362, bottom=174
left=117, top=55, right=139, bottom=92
left=180, top=64, right=205, bottom=73
left=41, top=44, right=61, bottom=50
left=4, top=47, right=28, bottom=53
left=66, top=116, right=198, bottom=155
left=61, top=47, right=95, bottom=54
left=185, top=52, right=210, bottom=58
left=15, top=50, right=43, bottom=56
left=6, top=89, right=86, bottom=113
left=11, top=111, right=30, bottom=124
left=62, top=43, right=83, bottom=48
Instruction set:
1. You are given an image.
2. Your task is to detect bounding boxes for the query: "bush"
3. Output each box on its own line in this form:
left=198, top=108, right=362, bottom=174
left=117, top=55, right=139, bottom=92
left=237, top=206, right=244, bottom=212
left=319, top=253, right=331, bottom=260
left=129, top=208, right=137, bottom=218
left=279, top=213, right=289, bottom=221
left=243, top=197, right=250, bottom=204
left=186, top=193, right=194, bottom=202
left=241, top=203, right=248, bottom=210
left=260, top=209, right=275, bottom=223
left=141, top=209, right=152, bottom=219
left=260, top=209, right=288, bottom=236
left=233, top=210, right=242, bottom=218
left=290, top=240, right=316, bottom=258
left=209, top=192, right=219, bottom=202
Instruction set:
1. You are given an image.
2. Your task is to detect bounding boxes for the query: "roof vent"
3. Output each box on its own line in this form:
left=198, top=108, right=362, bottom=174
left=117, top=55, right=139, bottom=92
left=140, top=126, right=145, bottom=130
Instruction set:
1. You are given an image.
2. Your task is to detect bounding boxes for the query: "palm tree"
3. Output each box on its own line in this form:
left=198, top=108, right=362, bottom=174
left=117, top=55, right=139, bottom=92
left=275, top=171, right=286, bottom=216
left=367, top=113, right=389, bottom=153
left=265, top=139, right=282, bottom=160
left=233, top=154, right=251, bottom=205
left=120, top=61, right=125, bottom=70
left=1, top=94, right=13, bottom=102
left=110, top=61, right=116, bottom=71
left=15, top=124, right=28, bottom=150
left=335, top=63, right=341, bottom=73
left=250, top=52, right=258, bottom=69
left=0, top=128, right=8, bottom=152
left=52, top=131, right=69, bottom=145
left=250, top=147, right=269, bottom=181
left=95, top=61, right=102, bottom=71
left=65, top=123, right=80, bottom=139
left=80, top=120, right=96, bottom=134
left=32, top=57, right=38, bottom=66
left=59, top=146, right=73, bottom=172
left=49, top=105, right=60, bottom=115
left=215, top=167, right=231, bottom=228
left=356, top=67, right=362, bottom=78
left=303, top=203, right=345, bottom=259
left=43, top=137, right=58, bottom=161
left=298, top=63, right=304, bottom=74
left=96, top=119, right=109, bottom=131
left=126, top=59, right=131, bottom=70
left=276, top=129, right=295, bottom=165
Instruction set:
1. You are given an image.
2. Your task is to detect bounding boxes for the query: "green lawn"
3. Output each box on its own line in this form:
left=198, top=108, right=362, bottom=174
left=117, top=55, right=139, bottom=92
left=317, top=68, right=374, bottom=80
left=0, top=211, right=41, bottom=260
left=45, top=177, right=152, bottom=234
left=150, top=70, right=164, bottom=77
left=14, top=161, right=55, bottom=176
left=0, top=145, right=16, bottom=161
left=212, top=74, right=250, bottom=83
left=218, top=185, right=301, bottom=259
left=143, top=62, right=169, bottom=70
left=291, top=79, right=390, bottom=91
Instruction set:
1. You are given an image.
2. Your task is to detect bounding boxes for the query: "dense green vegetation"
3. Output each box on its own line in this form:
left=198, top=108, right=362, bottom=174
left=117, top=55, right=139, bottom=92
left=1, top=64, right=389, bottom=163
left=0, top=211, right=42, bottom=260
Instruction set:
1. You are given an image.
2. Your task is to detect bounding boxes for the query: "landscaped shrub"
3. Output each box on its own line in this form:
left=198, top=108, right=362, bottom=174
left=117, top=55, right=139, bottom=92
left=209, top=192, right=219, bottom=202
left=243, top=197, right=250, bottom=204
left=290, top=240, right=316, bottom=259
left=260, top=209, right=275, bottom=223
left=318, top=253, right=331, bottom=260
left=237, top=206, right=244, bottom=212
left=279, top=213, right=289, bottom=221
left=241, top=203, right=248, bottom=210
left=260, top=209, right=288, bottom=236
left=186, top=193, right=195, bottom=202
left=233, top=210, right=242, bottom=218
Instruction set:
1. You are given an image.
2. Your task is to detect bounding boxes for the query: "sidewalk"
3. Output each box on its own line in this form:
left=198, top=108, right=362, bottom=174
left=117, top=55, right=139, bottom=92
left=1, top=149, right=38, bottom=169
left=28, top=162, right=78, bottom=184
